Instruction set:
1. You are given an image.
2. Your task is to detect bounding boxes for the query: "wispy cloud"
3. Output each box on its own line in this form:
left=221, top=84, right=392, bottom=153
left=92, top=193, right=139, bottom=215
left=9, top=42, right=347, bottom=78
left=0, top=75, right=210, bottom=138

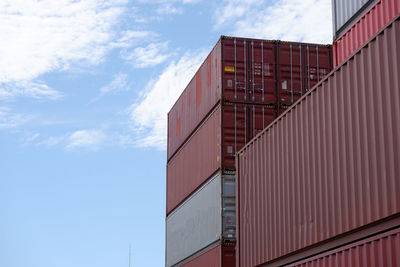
left=66, top=129, right=106, bottom=150
left=91, top=73, right=130, bottom=102
left=0, top=107, right=34, bottom=128
left=112, top=30, right=157, bottom=48
left=121, top=42, right=172, bottom=68
left=129, top=50, right=207, bottom=149
left=0, top=0, right=127, bottom=98
left=215, top=0, right=332, bottom=43
left=0, top=81, right=63, bottom=100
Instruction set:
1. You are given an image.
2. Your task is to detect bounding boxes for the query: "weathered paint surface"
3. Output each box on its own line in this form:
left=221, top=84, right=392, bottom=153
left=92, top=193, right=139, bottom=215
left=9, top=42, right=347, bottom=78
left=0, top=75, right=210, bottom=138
left=168, top=37, right=332, bottom=161
left=237, top=16, right=400, bottom=267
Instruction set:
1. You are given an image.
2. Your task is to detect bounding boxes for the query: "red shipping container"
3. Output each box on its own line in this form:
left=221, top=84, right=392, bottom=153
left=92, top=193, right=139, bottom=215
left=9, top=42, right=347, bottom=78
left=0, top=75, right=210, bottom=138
left=180, top=243, right=235, bottom=267
left=236, top=16, right=400, bottom=267
left=286, top=228, right=400, bottom=267
left=277, top=42, right=331, bottom=105
left=167, top=37, right=332, bottom=161
left=333, top=0, right=400, bottom=67
left=167, top=103, right=275, bottom=215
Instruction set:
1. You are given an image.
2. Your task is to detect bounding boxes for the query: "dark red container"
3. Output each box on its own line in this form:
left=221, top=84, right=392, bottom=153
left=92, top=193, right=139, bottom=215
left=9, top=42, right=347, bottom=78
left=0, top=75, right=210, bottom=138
left=180, top=243, right=235, bottom=267
left=167, top=103, right=275, bottom=215
left=277, top=42, right=331, bottom=105
left=236, top=16, right=400, bottom=267
left=167, top=37, right=332, bottom=161
left=286, top=228, right=400, bottom=267
left=333, top=0, right=400, bottom=67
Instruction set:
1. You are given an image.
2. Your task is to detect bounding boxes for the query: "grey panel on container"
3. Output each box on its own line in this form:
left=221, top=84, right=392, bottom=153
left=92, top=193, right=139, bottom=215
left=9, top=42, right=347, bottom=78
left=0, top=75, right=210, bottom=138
left=166, top=174, right=222, bottom=267
left=332, top=0, right=376, bottom=37
left=222, top=172, right=236, bottom=241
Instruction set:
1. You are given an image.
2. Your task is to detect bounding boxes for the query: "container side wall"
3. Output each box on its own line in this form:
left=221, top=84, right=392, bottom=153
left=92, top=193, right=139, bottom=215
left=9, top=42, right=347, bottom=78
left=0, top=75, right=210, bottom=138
left=237, top=17, right=400, bottom=267
left=168, top=41, right=222, bottom=160
left=286, top=228, right=400, bottom=267
left=166, top=106, right=221, bottom=215
left=333, top=0, right=400, bottom=67
left=180, top=243, right=222, bottom=267
left=166, top=174, right=222, bottom=267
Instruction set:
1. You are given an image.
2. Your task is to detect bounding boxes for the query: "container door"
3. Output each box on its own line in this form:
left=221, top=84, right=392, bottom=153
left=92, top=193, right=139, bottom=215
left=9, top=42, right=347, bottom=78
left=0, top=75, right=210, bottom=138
left=221, top=104, right=246, bottom=169
left=222, top=38, right=248, bottom=102
left=248, top=40, right=276, bottom=104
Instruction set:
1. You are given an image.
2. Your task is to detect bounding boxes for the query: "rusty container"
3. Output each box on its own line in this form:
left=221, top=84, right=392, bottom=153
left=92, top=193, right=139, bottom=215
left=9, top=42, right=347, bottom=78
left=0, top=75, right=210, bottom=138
left=236, top=16, right=400, bottom=267
left=168, top=37, right=332, bottom=161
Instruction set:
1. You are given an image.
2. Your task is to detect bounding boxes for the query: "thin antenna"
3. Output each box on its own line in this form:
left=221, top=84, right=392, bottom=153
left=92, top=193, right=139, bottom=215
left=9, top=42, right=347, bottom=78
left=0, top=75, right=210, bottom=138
left=129, top=243, right=131, bottom=267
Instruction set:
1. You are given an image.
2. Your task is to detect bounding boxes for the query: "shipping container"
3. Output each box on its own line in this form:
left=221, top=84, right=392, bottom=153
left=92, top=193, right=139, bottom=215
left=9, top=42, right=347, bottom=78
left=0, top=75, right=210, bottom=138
left=166, top=103, right=275, bottom=215
left=333, top=0, right=400, bottom=67
left=167, top=37, right=332, bottom=161
left=166, top=173, right=235, bottom=267
left=286, top=228, right=400, bottom=267
left=236, top=15, right=400, bottom=267
left=177, top=243, right=235, bottom=267
left=332, top=0, right=376, bottom=38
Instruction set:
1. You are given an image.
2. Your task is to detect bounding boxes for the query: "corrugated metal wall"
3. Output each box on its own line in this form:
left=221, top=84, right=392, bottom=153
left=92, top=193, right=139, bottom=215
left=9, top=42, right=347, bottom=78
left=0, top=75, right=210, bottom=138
left=333, top=0, right=400, bottom=67
left=180, top=243, right=222, bottom=267
left=166, top=174, right=222, bottom=267
left=167, top=106, right=221, bottom=215
left=286, top=228, right=400, bottom=267
left=332, top=0, right=373, bottom=37
left=237, top=16, right=400, bottom=267
left=167, top=41, right=221, bottom=160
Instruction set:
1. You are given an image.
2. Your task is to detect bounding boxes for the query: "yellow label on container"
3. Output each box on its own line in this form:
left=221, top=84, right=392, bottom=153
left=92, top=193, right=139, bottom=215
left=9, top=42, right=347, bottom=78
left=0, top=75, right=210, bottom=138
left=224, top=66, right=235, bottom=72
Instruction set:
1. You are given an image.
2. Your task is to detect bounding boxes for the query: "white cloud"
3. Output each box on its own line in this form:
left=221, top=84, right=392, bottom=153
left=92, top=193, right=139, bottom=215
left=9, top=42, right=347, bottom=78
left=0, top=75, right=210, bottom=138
left=121, top=42, right=172, bottom=68
left=112, top=30, right=157, bottom=48
left=129, top=50, right=207, bottom=149
left=66, top=129, right=106, bottom=150
left=215, top=0, right=332, bottom=43
left=0, top=107, right=34, bottom=128
left=0, top=0, right=127, bottom=97
left=91, top=73, right=130, bottom=102
left=0, top=81, right=63, bottom=100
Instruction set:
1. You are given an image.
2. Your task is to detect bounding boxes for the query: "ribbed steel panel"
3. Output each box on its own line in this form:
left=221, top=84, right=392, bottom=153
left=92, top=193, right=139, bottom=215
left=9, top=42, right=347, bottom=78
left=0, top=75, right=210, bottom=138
left=237, top=16, right=400, bottom=267
left=166, top=106, right=221, bottom=215
left=166, top=174, right=222, bottom=267
left=167, top=104, right=275, bottom=215
left=179, top=243, right=235, bottom=267
left=333, top=0, right=400, bottom=67
left=167, top=40, right=221, bottom=161
left=332, top=0, right=374, bottom=37
left=180, top=243, right=222, bottom=267
left=168, top=37, right=332, bottom=161
left=286, top=228, right=400, bottom=267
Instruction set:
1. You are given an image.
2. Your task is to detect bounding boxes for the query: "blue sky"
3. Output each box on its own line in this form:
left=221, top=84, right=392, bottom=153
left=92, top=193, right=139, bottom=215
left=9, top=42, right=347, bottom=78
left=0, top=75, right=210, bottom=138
left=0, top=1, right=332, bottom=266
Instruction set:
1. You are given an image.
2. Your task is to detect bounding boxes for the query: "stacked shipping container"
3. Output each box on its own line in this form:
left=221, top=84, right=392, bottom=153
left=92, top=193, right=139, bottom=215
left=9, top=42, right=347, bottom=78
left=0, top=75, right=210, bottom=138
left=166, top=36, right=332, bottom=267
left=332, top=0, right=400, bottom=67
left=236, top=15, right=400, bottom=267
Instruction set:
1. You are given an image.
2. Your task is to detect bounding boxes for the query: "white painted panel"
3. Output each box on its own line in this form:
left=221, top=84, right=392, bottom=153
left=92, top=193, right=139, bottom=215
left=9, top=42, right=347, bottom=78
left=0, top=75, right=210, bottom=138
left=166, top=174, right=222, bottom=267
